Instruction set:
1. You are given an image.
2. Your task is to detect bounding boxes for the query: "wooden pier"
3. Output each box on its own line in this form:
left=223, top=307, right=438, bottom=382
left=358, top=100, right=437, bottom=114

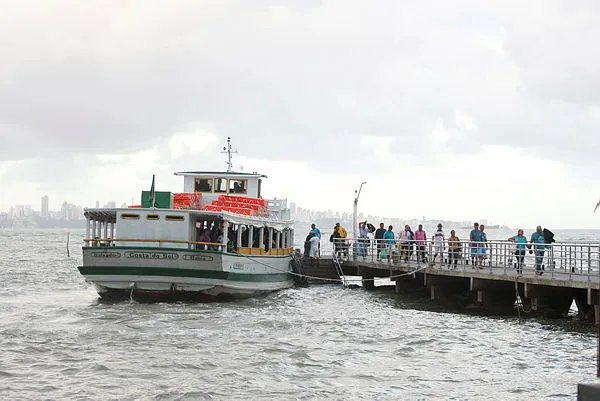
left=300, top=238, right=600, bottom=322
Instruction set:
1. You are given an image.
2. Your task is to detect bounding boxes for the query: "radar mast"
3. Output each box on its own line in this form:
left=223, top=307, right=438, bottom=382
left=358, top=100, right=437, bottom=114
left=221, top=137, right=238, bottom=172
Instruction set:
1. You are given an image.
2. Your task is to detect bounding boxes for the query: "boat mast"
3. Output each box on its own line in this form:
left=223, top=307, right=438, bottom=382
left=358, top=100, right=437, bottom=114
left=221, top=137, right=238, bottom=172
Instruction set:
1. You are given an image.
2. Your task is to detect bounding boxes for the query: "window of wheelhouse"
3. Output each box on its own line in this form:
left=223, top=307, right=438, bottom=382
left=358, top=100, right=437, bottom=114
left=229, top=179, right=247, bottom=194
left=214, top=178, right=227, bottom=193
left=194, top=178, right=213, bottom=193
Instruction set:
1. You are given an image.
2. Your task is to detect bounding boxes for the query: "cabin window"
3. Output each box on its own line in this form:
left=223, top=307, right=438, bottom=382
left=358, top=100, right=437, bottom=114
left=214, top=178, right=227, bottom=193
left=165, top=215, right=185, bottom=221
left=229, top=179, right=247, bottom=194
left=146, top=214, right=160, bottom=220
left=194, top=178, right=213, bottom=193
left=121, top=213, right=140, bottom=220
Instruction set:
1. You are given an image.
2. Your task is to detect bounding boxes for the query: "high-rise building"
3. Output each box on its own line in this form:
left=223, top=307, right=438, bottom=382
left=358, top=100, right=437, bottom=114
left=41, top=195, right=49, bottom=218
left=61, top=201, right=70, bottom=220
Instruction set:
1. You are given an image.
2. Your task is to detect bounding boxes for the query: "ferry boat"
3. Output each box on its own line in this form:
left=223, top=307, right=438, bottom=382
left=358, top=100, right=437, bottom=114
left=77, top=139, right=295, bottom=300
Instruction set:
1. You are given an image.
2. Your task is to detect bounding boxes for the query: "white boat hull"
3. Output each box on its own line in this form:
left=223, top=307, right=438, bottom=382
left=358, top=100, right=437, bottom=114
left=78, top=247, right=294, bottom=300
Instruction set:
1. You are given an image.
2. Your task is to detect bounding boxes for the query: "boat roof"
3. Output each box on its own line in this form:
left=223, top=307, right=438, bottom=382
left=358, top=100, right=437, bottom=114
left=174, top=171, right=267, bottom=178
left=84, top=208, right=292, bottom=230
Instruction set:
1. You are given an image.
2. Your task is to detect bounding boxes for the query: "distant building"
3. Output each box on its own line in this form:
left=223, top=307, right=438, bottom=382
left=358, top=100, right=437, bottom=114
left=41, top=195, right=49, bottom=218
left=60, top=201, right=83, bottom=220
left=10, top=205, right=32, bottom=219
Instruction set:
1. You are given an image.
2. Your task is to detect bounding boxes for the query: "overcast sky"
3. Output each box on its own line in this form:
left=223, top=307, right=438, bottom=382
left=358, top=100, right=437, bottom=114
left=1, top=0, right=599, bottom=229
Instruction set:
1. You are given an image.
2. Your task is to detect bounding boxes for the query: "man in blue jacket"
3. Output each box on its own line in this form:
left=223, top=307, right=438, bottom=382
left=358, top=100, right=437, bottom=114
left=529, top=225, right=548, bottom=275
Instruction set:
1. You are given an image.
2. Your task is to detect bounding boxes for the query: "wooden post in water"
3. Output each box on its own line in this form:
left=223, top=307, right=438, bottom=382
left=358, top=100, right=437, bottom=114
left=66, top=232, right=70, bottom=257
left=597, top=304, right=600, bottom=377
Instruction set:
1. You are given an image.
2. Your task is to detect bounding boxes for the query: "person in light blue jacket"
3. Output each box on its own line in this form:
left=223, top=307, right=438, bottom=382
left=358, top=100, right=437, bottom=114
left=383, top=225, right=395, bottom=264
left=529, top=226, right=548, bottom=275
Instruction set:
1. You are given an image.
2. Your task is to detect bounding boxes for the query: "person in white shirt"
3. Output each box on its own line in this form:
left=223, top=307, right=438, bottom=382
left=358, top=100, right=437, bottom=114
left=398, top=225, right=411, bottom=263
left=432, top=223, right=445, bottom=264
left=309, top=232, right=320, bottom=263
left=358, top=221, right=370, bottom=258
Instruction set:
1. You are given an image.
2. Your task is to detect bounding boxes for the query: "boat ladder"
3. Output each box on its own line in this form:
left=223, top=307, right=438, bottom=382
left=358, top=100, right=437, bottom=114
left=332, top=256, right=348, bottom=287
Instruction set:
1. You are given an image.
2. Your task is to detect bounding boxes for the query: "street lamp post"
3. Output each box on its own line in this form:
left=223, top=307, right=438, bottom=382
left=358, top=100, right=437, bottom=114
left=352, top=181, right=367, bottom=261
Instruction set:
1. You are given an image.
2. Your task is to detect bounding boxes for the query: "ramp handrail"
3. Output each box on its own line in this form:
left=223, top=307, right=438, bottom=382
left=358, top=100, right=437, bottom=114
left=322, top=237, right=600, bottom=281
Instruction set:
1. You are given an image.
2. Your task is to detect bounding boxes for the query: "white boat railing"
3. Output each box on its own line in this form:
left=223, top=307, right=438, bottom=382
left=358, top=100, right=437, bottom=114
left=83, top=237, right=225, bottom=251
left=309, top=237, right=600, bottom=281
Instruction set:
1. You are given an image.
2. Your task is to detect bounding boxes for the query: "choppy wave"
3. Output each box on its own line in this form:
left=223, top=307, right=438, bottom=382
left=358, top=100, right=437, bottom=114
left=0, top=229, right=597, bottom=400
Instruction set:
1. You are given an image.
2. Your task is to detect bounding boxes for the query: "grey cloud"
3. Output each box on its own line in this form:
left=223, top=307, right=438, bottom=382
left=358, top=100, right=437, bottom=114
left=0, top=0, right=598, bottom=168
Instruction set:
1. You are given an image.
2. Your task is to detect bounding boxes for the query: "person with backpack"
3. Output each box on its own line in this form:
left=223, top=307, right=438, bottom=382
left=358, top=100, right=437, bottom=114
left=528, top=226, right=549, bottom=275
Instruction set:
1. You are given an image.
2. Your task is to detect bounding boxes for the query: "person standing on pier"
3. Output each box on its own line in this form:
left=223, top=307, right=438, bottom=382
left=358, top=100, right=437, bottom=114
left=408, top=225, right=415, bottom=260
left=375, top=223, right=386, bottom=262
left=432, top=223, right=445, bottom=264
left=470, top=222, right=483, bottom=268
left=310, top=223, right=321, bottom=256
left=304, top=232, right=312, bottom=260
left=330, top=226, right=343, bottom=261
left=399, top=225, right=411, bottom=263
left=448, top=230, right=461, bottom=268
left=358, top=221, right=370, bottom=259
left=334, top=222, right=349, bottom=259
left=310, top=223, right=321, bottom=240
left=529, top=226, right=548, bottom=275
left=414, top=224, right=427, bottom=263
left=383, top=225, right=395, bottom=264
left=308, top=232, right=320, bottom=265
left=480, top=224, right=488, bottom=266
left=508, top=229, right=527, bottom=274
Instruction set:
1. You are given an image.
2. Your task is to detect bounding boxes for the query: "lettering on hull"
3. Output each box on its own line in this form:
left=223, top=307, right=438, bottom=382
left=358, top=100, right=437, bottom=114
left=231, top=262, right=246, bottom=271
left=125, top=251, right=179, bottom=260
left=183, top=254, right=214, bottom=262
left=91, top=252, right=122, bottom=258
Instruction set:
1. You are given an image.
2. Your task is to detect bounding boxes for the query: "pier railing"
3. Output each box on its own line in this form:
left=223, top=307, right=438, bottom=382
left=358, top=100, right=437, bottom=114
left=309, top=237, right=600, bottom=280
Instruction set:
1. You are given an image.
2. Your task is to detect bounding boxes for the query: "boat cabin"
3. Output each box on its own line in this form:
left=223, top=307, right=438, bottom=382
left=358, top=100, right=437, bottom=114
left=83, top=170, right=293, bottom=255
left=175, top=171, right=265, bottom=203
left=84, top=208, right=294, bottom=256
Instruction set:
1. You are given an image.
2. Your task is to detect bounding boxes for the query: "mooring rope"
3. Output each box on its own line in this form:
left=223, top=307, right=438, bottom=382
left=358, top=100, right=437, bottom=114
left=237, top=253, right=431, bottom=283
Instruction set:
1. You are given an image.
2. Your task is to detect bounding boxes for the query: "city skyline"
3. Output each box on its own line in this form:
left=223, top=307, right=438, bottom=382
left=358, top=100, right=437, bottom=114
left=0, top=192, right=503, bottom=231
left=0, top=194, right=127, bottom=221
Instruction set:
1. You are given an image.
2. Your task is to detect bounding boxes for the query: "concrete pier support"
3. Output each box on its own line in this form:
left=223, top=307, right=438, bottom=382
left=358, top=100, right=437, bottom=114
left=574, top=290, right=595, bottom=321
left=361, top=269, right=376, bottom=291
left=469, top=278, right=517, bottom=314
left=525, top=285, right=575, bottom=318
left=393, top=274, right=424, bottom=295
left=424, top=275, right=470, bottom=305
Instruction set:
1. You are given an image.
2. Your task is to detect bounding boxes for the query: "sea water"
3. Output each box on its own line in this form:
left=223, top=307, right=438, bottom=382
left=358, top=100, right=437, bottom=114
left=0, top=228, right=597, bottom=400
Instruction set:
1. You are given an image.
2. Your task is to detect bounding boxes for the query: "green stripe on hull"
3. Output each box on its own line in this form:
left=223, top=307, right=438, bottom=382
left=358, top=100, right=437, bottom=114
left=78, top=266, right=292, bottom=282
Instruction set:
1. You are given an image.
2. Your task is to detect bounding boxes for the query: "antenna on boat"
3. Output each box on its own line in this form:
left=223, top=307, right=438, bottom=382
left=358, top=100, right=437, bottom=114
left=221, top=137, right=238, bottom=172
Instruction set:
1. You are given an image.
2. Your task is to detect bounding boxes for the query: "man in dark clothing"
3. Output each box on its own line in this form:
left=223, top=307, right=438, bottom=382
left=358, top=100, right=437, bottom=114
left=330, top=227, right=343, bottom=261
left=374, top=222, right=386, bottom=262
